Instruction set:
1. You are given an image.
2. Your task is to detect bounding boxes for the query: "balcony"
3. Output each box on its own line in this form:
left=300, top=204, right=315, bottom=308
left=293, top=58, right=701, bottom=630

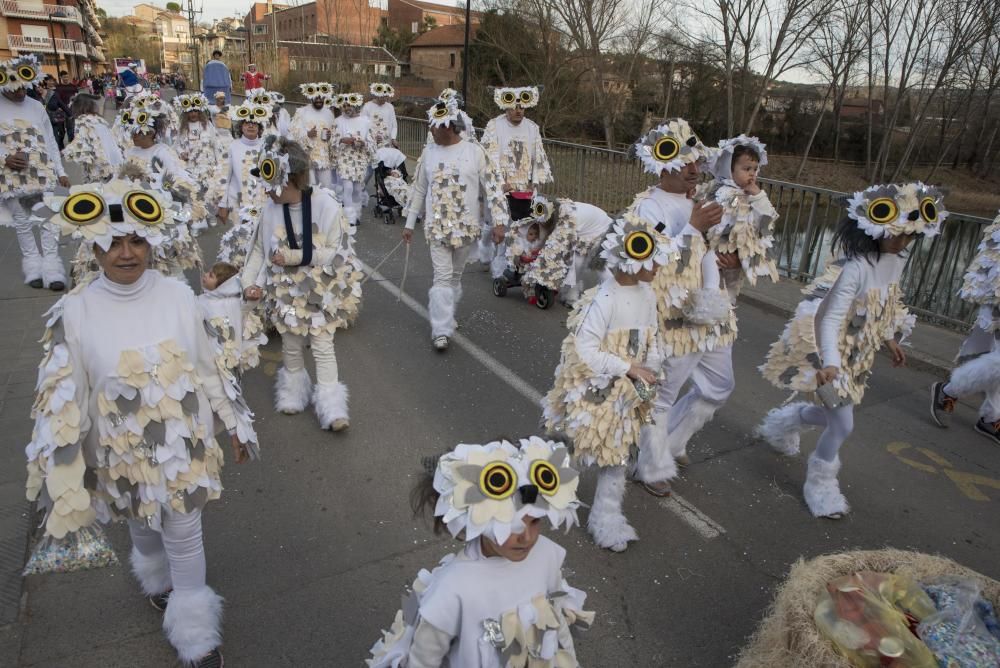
left=0, top=1, right=82, bottom=24
left=8, top=34, right=83, bottom=56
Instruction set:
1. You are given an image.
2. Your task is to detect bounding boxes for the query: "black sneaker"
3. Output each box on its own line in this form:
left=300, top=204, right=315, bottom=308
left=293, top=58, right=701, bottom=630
left=974, top=418, right=1000, bottom=444
left=929, top=382, right=955, bottom=428
left=196, top=649, right=224, bottom=668
left=147, top=591, right=171, bottom=612
left=28, top=278, right=43, bottom=289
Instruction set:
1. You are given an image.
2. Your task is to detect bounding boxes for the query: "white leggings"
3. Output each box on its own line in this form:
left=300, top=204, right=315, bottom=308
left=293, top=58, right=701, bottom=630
left=282, top=331, right=338, bottom=384
left=312, top=167, right=333, bottom=189
left=336, top=178, right=365, bottom=225
left=800, top=404, right=855, bottom=461
left=128, top=508, right=205, bottom=594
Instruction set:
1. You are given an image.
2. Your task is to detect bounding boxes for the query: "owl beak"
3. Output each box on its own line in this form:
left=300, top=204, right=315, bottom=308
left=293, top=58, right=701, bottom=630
left=519, top=485, right=539, bottom=505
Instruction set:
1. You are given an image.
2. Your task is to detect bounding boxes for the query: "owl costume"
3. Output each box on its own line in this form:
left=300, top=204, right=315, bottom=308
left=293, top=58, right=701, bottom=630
left=543, top=216, right=672, bottom=552
left=332, top=93, right=375, bottom=227
left=26, top=178, right=258, bottom=666
left=363, top=82, right=398, bottom=151
left=241, top=140, right=363, bottom=431
left=63, top=112, right=123, bottom=184
left=629, top=119, right=735, bottom=493
left=289, top=83, right=337, bottom=188
left=172, top=93, right=230, bottom=233
left=367, top=437, right=594, bottom=668
left=0, top=54, right=68, bottom=289
left=757, top=183, right=945, bottom=518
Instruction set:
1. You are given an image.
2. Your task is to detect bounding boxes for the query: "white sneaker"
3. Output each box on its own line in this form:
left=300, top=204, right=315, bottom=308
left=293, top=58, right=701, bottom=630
left=433, top=336, right=449, bottom=350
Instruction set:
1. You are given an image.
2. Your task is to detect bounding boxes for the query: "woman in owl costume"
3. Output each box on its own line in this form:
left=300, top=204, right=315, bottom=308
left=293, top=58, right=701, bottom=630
left=215, top=99, right=270, bottom=225
left=241, top=137, right=363, bottom=431
left=332, top=92, right=375, bottom=227
left=523, top=195, right=614, bottom=306
left=63, top=93, right=123, bottom=183
left=403, top=100, right=510, bottom=351
left=173, top=93, right=229, bottom=234
left=367, top=437, right=593, bottom=667
left=757, top=183, right=946, bottom=518
left=543, top=216, right=671, bottom=552
left=929, top=210, right=1000, bottom=442
left=27, top=178, right=258, bottom=668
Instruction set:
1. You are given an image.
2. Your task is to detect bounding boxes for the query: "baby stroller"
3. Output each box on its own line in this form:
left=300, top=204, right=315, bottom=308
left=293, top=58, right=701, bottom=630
left=372, top=146, right=409, bottom=225
left=491, top=192, right=554, bottom=309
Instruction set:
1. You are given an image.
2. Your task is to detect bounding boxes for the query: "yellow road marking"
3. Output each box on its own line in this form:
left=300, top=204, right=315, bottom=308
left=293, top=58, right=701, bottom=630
left=886, top=441, right=1000, bottom=501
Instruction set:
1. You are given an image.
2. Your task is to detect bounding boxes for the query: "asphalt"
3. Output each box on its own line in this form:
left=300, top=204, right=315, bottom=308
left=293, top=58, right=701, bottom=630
left=0, top=95, right=997, bottom=667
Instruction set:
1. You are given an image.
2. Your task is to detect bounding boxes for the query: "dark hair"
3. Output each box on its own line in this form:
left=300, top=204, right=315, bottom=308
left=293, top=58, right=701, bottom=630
left=212, top=50, right=223, bottom=58
left=410, top=455, right=448, bottom=535
left=210, top=261, right=238, bottom=285
left=732, top=144, right=760, bottom=165
left=831, top=214, right=881, bottom=261
left=58, top=70, right=68, bottom=77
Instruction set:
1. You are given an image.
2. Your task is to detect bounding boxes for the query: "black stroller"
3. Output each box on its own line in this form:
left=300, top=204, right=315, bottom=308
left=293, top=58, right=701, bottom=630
left=491, top=192, right=554, bottom=309
left=371, top=147, right=409, bottom=225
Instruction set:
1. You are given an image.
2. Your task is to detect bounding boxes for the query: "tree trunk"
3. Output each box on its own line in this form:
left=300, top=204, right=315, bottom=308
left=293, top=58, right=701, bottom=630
left=796, top=85, right=834, bottom=179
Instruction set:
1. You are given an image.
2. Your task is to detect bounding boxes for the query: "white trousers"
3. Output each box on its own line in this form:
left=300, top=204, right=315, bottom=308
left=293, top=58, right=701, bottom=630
left=335, top=177, right=365, bottom=225
left=428, top=242, right=473, bottom=339
left=4, top=197, right=64, bottom=285
left=948, top=329, right=1000, bottom=421
left=311, top=167, right=333, bottom=189
left=282, top=330, right=338, bottom=384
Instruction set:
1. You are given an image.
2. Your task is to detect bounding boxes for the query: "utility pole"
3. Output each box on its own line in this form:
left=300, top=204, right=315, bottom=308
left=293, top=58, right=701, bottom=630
left=184, top=0, right=202, bottom=87
left=461, top=0, right=471, bottom=105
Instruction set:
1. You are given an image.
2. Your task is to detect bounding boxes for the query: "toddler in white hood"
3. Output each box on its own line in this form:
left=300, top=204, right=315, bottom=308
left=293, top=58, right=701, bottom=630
left=199, top=261, right=267, bottom=373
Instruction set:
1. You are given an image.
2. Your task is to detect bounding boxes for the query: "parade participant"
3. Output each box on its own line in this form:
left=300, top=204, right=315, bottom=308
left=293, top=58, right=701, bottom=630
left=629, top=119, right=725, bottom=497
left=27, top=178, right=258, bottom=668
left=289, top=82, right=337, bottom=188
left=0, top=54, right=70, bottom=290
left=64, top=93, right=123, bottom=182
left=424, top=88, right=476, bottom=145
left=217, top=204, right=261, bottom=268
left=270, top=91, right=291, bottom=137
left=524, top=195, right=614, bottom=306
left=363, top=82, right=397, bottom=150
left=478, top=85, right=553, bottom=264
left=403, top=100, right=509, bottom=351
left=173, top=93, right=229, bottom=234
left=332, top=92, right=375, bottom=227
left=201, top=49, right=231, bottom=104
left=247, top=86, right=286, bottom=140
left=757, top=183, right=945, bottom=518
left=930, top=209, right=1000, bottom=442
left=215, top=100, right=270, bottom=224
left=543, top=214, right=671, bottom=552
left=207, top=91, right=232, bottom=141
left=367, top=436, right=593, bottom=667
left=240, top=63, right=269, bottom=92
left=199, top=260, right=266, bottom=374
left=241, top=137, right=363, bottom=431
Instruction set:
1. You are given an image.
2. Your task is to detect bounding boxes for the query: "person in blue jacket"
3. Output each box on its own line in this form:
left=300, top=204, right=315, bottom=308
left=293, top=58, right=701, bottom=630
left=202, top=50, right=232, bottom=104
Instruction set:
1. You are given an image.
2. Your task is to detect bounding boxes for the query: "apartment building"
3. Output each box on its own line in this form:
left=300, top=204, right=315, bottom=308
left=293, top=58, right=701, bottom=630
left=0, top=0, right=106, bottom=77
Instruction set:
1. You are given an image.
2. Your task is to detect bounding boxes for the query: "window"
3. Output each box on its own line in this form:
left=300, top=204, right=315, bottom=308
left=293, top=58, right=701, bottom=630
left=180, top=53, right=192, bottom=64
left=449, top=52, right=455, bottom=68
left=411, top=21, right=419, bottom=33
left=380, top=17, right=388, bottom=27
left=253, top=24, right=267, bottom=34
left=289, top=59, right=297, bottom=70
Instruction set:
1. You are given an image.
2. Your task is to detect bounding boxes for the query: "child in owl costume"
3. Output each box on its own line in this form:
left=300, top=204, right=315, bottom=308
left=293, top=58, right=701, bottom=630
left=64, top=93, right=123, bottom=183
left=543, top=215, right=673, bottom=552
left=367, top=437, right=594, bottom=667
left=172, top=93, right=230, bottom=234
left=332, top=92, right=376, bottom=227
left=757, top=183, right=946, bottom=518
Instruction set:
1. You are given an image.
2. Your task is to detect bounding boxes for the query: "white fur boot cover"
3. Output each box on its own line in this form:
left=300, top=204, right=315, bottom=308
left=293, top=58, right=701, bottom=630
left=947, top=351, right=1000, bottom=397
left=665, top=396, right=718, bottom=459
left=428, top=285, right=455, bottom=339
left=313, top=381, right=349, bottom=429
left=803, top=453, right=850, bottom=518
left=274, top=366, right=312, bottom=414
left=754, top=401, right=812, bottom=456
left=588, top=466, right=637, bottom=551
left=490, top=252, right=508, bottom=279
left=634, top=416, right=678, bottom=483
left=163, top=586, right=223, bottom=664
left=21, top=253, right=42, bottom=284
left=41, top=252, right=66, bottom=288
left=130, top=546, right=172, bottom=595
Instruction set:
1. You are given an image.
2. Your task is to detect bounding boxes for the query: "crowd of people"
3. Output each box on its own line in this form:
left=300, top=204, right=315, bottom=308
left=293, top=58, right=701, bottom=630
left=3, top=50, right=992, bottom=666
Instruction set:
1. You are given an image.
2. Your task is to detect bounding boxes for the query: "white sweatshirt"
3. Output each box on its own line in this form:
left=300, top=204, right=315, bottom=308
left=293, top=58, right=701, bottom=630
left=362, top=100, right=398, bottom=140
left=574, top=278, right=661, bottom=378
left=289, top=105, right=336, bottom=164
left=636, top=187, right=694, bottom=238
left=220, top=136, right=263, bottom=208
left=480, top=115, right=551, bottom=189
left=0, top=94, right=66, bottom=177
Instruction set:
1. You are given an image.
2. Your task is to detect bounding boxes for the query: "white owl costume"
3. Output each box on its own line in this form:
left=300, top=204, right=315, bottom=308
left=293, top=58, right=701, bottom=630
left=332, top=93, right=375, bottom=227
left=289, top=83, right=337, bottom=188
left=367, top=437, right=594, bottom=668
left=543, top=216, right=671, bottom=552
left=217, top=101, right=270, bottom=219
left=63, top=112, right=123, bottom=183
left=757, top=183, right=945, bottom=518
left=172, top=93, right=230, bottom=233
left=27, top=178, right=258, bottom=666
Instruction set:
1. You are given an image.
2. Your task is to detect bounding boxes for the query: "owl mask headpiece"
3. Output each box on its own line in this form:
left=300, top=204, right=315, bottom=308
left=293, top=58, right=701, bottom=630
left=228, top=101, right=273, bottom=124
left=37, top=178, right=177, bottom=251
left=127, top=90, right=160, bottom=111
left=0, top=55, right=45, bottom=92
left=238, top=204, right=262, bottom=224
left=250, top=144, right=291, bottom=196
left=530, top=194, right=555, bottom=224
left=270, top=91, right=286, bottom=105
left=248, top=87, right=275, bottom=106
left=369, top=82, right=394, bottom=98
left=601, top=212, right=675, bottom=274
left=173, top=93, right=209, bottom=113
left=432, top=436, right=580, bottom=544
left=707, top=134, right=768, bottom=182
left=634, top=118, right=708, bottom=176
left=118, top=105, right=163, bottom=136
left=341, top=92, right=364, bottom=108
left=427, top=100, right=462, bottom=129
left=298, top=82, right=335, bottom=102
left=847, top=182, right=948, bottom=239
left=494, top=86, right=540, bottom=110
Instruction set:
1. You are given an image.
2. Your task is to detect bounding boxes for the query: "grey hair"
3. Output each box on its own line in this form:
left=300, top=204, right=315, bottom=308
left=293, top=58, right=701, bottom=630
left=70, top=93, right=100, bottom=116
left=265, top=135, right=311, bottom=188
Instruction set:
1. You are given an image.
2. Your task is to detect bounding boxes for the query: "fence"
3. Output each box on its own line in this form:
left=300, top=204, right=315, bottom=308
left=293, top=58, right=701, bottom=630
left=399, top=115, right=992, bottom=330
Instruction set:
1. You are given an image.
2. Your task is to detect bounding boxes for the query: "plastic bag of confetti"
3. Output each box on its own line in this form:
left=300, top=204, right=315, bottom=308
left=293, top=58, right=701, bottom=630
left=23, top=525, right=119, bottom=576
left=919, top=577, right=1000, bottom=668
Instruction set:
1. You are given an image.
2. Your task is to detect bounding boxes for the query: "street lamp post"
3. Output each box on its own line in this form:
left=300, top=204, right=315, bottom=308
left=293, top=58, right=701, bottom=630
left=461, top=0, right=471, bottom=104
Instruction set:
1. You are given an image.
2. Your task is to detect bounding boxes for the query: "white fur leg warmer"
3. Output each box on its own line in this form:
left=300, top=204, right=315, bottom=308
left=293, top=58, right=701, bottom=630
left=946, top=351, right=1000, bottom=398
left=755, top=401, right=812, bottom=456
left=130, top=546, right=172, bottom=596
left=588, top=466, right=637, bottom=551
left=313, top=381, right=349, bottom=429
left=21, top=254, right=41, bottom=284
left=490, top=253, right=508, bottom=279
left=634, top=416, right=678, bottom=483
left=41, top=253, right=66, bottom=288
left=428, top=285, right=456, bottom=339
left=665, top=396, right=719, bottom=459
left=274, top=366, right=312, bottom=414
left=803, top=453, right=850, bottom=518
left=163, top=586, right=224, bottom=664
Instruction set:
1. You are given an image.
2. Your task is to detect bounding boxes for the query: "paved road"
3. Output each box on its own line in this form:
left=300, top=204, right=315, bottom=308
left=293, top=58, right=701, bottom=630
left=1, top=170, right=998, bottom=665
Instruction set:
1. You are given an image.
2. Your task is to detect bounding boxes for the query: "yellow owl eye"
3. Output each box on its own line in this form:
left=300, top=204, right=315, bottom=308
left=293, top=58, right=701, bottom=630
left=653, top=136, right=680, bottom=161
left=181, top=98, right=191, bottom=108
left=432, top=104, right=449, bottom=119
left=529, top=460, right=560, bottom=495
left=259, top=158, right=277, bottom=181
left=305, top=86, right=316, bottom=96
left=624, top=230, right=655, bottom=260
left=237, top=107, right=250, bottom=118
left=479, top=461, right=517, bottom=500
left=253, top=106, right=267, bottom=117
left=17, top=65, right=36, bottom=81
left=61, top=192, right=105, bottom=226
left=533, top=204, right=545, bottom=216
left=136, top=112, right=149, bottom=125
left=919, top=197, right=938, bottom=222
left=519, top=91, right=533, bottom=104
left=124, top=191, right=163, bottom=224
left=0, top=71, right=8, bottom=85
left=261, top=95, right=271, bottom=104
left=249, top=208, right=259, bottom=217
left=868, top=197, right=898, bottom=224
left=501, top=91, right=516, bottom=105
